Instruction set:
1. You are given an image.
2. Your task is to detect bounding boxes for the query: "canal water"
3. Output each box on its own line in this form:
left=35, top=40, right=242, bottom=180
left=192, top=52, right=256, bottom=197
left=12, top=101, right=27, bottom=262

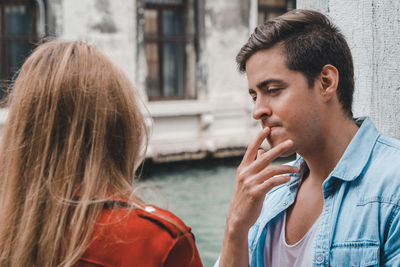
left=139, top=156, right=295, bottom=267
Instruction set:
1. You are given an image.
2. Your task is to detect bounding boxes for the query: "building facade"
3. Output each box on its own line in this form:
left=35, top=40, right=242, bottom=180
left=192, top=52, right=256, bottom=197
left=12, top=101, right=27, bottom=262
left=0, top=0, right=295, bottom=162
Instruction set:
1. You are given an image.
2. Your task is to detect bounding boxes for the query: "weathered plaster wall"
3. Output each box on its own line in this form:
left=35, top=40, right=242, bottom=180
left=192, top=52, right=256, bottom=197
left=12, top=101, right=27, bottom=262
left=203, top=0, right=257, bottom=149
left=298, top=0, right=400, bottom=138
left=205, top=0, right=249, bottom=104
left=60, top=0, right=137, bottom=86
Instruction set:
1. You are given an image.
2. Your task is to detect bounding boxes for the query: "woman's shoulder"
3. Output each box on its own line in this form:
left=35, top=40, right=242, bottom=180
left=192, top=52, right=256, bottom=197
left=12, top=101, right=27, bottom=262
left=100, top=202, right=191, bottom=237
left=77, top=203, right=201, bottom=267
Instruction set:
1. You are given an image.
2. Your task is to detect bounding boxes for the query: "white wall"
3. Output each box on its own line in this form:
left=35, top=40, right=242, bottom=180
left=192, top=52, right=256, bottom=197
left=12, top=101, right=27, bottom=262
left=60, top=0, right=137, bottom=87
left=298, top=0, right=400, bottom=139
left=202, top=0, right=256, bottom=152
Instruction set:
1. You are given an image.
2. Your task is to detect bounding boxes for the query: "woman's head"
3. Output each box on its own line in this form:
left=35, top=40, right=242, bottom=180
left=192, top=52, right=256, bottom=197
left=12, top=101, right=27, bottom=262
left=6, top=40, right=147, bottom=198
left=0, top=40, right=148, bottom=266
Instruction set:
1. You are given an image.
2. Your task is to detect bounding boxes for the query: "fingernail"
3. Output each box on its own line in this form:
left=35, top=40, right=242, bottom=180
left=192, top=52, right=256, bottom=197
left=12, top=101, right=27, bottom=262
left=284, top=140, right=293, bottom=146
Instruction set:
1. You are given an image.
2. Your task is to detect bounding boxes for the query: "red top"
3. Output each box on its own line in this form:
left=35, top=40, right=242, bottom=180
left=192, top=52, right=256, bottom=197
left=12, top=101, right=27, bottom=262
left=75, top=203, right=203, bottom=267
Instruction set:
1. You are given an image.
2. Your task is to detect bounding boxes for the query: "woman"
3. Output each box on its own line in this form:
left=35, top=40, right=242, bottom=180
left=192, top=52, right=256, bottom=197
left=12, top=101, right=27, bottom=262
left=0, top=41, right=202, bottom=267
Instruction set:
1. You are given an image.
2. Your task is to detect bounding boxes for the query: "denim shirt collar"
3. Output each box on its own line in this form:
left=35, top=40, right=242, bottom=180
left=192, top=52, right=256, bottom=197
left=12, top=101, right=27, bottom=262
left=329, top=117, right=379, bottom=181
left=293, top=117, right=379, bottom=183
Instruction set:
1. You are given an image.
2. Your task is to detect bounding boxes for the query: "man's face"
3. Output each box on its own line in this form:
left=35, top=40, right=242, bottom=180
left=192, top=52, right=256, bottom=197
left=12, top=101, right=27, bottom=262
left=246, top=45, right=324, bottom=157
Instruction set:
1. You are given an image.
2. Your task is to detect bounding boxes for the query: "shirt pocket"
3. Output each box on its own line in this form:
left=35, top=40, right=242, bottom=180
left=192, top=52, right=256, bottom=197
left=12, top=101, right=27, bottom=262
left=329, top=242, right=379, bottom=267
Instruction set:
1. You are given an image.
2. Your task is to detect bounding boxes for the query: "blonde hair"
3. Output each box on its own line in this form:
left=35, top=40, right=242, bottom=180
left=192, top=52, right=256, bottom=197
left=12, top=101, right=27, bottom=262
left=0, top=41, right=148, bottom=266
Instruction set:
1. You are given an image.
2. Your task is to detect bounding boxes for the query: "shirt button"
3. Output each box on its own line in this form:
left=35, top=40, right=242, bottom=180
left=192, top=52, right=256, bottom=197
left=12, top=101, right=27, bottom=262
left=316, top=254, right=324, bottom=263
left=282, top=201, right=288, bottom=206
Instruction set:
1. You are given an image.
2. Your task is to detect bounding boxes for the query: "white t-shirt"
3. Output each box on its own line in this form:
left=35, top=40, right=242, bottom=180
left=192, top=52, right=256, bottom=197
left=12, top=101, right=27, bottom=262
left=264, top=211, right=320, bottom=267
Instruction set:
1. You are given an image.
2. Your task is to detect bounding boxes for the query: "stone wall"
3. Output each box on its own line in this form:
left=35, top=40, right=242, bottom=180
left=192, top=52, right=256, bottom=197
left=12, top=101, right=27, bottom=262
left=298, top=0, right=400, bottom=139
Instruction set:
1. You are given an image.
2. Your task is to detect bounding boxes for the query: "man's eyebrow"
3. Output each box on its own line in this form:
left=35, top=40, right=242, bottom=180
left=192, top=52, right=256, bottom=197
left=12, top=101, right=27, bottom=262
left=248, top=88, right=256, bottom=95
left=256, top=79, right=285, bottom=90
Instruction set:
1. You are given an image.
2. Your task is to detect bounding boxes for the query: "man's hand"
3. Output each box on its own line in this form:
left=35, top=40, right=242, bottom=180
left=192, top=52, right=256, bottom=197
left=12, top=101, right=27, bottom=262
left=219, top=127, right=298, bottom=267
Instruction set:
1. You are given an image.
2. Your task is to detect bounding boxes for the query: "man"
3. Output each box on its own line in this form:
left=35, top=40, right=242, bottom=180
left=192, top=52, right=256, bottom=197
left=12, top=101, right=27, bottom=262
left=215, top=9, right=400, bottom=267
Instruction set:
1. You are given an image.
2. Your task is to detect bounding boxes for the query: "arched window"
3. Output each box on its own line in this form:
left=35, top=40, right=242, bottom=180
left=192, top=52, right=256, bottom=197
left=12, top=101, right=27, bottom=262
left=0, top=0, right=40, bottom=101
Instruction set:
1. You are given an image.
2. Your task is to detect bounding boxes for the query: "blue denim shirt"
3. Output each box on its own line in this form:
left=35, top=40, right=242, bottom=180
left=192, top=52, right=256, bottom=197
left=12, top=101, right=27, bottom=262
left=215, top=117, right=400, bottom=267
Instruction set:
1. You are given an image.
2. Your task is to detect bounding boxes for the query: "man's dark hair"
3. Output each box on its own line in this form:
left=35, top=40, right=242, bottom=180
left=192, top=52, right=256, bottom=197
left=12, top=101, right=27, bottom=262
left=237, top=9, right=354, bottom=118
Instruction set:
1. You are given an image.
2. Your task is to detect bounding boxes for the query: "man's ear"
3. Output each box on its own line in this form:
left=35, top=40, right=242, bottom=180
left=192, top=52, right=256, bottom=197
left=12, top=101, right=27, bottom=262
left=319, top=64, right=339, bottom=100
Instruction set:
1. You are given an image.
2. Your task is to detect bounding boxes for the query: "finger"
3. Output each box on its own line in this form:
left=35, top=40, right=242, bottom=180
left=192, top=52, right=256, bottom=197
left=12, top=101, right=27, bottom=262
left=254, top=164, right=298, bottom=184
left=251, top=139, right=294, bottom=172
left=256, top=149, right=265, bottom=159
left=241, top=127, right=270, bottom=166
left=257, top=175, right=291, bottom=193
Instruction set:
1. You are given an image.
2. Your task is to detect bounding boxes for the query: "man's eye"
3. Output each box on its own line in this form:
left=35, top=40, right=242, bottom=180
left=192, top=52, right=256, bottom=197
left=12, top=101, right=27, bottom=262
left=267, top=88, right=281, bottom=94
left=249, top=94, right=257, bottom=102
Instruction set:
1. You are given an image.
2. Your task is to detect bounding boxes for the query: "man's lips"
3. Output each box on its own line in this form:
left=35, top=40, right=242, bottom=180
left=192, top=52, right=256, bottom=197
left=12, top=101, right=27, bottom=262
left=262, top=125, right=282, bottom=140
left=262, top=124, right=282, bottom=131
left=268, top=126, right=280, bottom=135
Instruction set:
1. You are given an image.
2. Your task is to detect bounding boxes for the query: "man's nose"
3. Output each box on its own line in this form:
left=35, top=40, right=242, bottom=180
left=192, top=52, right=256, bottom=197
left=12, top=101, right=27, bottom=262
left=252, top=98, right=272, bottom=120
